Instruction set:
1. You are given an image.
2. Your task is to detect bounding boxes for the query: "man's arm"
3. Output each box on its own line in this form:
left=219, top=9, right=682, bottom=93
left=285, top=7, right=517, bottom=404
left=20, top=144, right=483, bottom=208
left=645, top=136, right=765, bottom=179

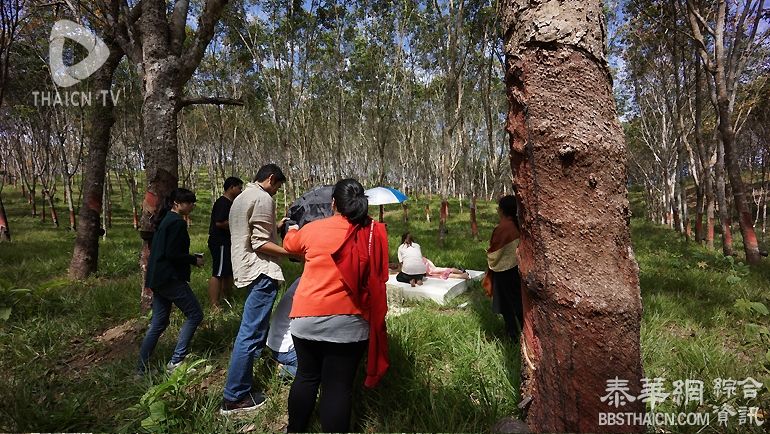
left=256, top=241, right=292, bottom=257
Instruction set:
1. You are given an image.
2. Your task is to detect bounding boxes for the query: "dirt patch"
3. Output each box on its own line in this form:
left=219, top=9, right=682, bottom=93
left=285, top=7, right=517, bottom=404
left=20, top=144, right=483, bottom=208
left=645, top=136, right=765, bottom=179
left=57, top=319, right=144, bottom=377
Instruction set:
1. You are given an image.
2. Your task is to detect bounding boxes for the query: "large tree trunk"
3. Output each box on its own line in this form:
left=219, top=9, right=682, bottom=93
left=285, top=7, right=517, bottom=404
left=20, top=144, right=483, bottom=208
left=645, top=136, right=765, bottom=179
left=69, top=45, right=124, bottom=279
left=138, top=64, right=182, bottom=311
left=502, top=1, right=644, bottom=431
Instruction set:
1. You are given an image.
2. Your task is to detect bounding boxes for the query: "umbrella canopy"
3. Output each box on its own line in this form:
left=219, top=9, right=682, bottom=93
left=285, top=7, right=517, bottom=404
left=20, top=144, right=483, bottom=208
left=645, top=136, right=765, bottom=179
left=365, top=186, right=408, bottom=206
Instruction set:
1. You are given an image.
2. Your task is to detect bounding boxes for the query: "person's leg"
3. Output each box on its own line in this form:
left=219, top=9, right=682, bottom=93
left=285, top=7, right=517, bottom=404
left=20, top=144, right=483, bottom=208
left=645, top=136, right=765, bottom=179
left=208, top=244, right=224, bottom=309
left=395, top=272, right=411, bottom=283
left=493, top=268, right=520, bottom=339
left=137, top=292, right=172, bottom=372
left=165, top=282, right=204, bottom=364
left=511, top=266, right=524, bottom=329
left=207, top=277, right=222, bottom=310
left=223, top=275, right=278, bottom=402
left=223, top=276, right=234, bottom=301
left=273, top=348, right=298, bottom=377
left=318, top=340, right=367, bottom=432
left=288, top=337, right=323, bottom=432
left=221, top=246, right=234, bottom=301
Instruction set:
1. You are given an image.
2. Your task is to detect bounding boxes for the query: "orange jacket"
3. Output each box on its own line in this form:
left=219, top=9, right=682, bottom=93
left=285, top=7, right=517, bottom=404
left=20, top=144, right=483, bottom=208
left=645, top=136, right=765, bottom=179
left=283, top=215, right=362, bottom=317
left=332, top=218, right=390, bottom=388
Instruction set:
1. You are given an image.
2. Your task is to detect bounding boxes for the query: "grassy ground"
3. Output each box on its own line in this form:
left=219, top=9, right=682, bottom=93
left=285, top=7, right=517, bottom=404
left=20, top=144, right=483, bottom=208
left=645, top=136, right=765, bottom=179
left=0, top=184, right=768, bottom=432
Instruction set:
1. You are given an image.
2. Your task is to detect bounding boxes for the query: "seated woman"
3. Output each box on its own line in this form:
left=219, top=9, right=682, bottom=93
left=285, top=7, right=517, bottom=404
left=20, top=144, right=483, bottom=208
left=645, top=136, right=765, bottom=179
left=396, top=233, right=427, bottom=286
left=397, top=232, right=471, bottom=285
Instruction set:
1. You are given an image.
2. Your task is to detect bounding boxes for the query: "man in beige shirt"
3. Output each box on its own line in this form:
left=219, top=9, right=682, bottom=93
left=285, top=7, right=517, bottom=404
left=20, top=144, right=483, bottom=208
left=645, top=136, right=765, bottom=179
left=221, top=163, right=293, bottom=414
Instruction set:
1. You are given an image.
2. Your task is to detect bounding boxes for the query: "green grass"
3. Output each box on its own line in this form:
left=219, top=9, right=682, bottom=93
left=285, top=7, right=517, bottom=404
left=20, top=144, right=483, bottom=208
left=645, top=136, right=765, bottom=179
left=0, top=184, right=769, bottom=432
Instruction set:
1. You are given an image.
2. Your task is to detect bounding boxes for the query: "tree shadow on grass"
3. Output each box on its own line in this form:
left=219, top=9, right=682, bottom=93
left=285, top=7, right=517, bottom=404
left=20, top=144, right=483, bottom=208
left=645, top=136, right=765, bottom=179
left=632, top=220, right=742, bottom=328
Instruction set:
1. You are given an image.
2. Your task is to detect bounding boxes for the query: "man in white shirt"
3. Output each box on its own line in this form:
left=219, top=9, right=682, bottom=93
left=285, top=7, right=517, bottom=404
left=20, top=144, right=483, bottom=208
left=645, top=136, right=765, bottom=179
left=221, top=164, right=293, bottom=415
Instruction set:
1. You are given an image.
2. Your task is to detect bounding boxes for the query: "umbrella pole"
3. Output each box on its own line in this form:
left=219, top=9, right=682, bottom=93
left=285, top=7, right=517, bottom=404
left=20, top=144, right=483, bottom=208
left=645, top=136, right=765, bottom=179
left=379, top=205, right=384, bottom=223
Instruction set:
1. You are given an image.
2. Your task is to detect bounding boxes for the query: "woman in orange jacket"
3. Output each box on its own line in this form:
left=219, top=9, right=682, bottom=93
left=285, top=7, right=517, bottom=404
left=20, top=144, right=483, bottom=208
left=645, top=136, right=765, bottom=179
left=282, top=178, right=389, bottom=433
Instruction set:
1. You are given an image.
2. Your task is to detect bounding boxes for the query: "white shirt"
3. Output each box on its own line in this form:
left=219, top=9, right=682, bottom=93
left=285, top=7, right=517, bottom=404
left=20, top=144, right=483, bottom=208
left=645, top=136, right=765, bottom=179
left=398, top=243, right=427, bottom=275
left=267, top=278, right=298, bottom=353
left=229, top=182, right=284, bottom=287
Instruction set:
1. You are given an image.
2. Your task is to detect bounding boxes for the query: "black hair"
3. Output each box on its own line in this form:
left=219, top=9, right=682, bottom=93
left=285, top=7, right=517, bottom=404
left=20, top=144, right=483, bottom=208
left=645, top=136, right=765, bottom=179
left=401, top=232, right=414, bottom=246
left=333, top=178, right=369, bottom=227
left=154, top=187, right=196, bottom=226
left=224, top=176, right=244, bottom=191
left=498, top=195, right=518, bottom=219
left=254, top=164, right=286, bottom=183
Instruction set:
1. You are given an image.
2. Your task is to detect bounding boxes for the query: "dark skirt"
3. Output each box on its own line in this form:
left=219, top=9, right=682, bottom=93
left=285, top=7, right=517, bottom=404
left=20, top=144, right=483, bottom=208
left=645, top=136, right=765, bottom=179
left=491, top=266, right=523, bottom=338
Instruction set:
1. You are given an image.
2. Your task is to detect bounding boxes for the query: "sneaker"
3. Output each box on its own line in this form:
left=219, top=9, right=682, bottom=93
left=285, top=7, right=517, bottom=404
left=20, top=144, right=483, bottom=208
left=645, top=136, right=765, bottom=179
left=220, top=392, right=267, bottom=415
left=166, top=360, right=197, bottom=373
left=166, top=360, right=183, bottom=373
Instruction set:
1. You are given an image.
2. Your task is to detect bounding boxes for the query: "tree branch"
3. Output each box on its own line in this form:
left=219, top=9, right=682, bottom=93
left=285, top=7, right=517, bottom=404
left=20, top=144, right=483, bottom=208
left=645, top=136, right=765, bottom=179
left=178, top=0, right=228, bottom=84
left=169, top=0, right=189, bottom=56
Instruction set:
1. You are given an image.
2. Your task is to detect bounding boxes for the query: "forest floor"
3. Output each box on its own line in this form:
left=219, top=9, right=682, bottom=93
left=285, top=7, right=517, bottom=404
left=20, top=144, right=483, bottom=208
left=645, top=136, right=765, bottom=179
left=1, top=185, right=769, bottom=432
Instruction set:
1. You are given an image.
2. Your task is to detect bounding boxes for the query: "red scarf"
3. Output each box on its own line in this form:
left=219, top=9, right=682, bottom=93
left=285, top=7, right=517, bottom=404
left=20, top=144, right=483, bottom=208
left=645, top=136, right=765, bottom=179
left=331, top=218, right=390, bottom=388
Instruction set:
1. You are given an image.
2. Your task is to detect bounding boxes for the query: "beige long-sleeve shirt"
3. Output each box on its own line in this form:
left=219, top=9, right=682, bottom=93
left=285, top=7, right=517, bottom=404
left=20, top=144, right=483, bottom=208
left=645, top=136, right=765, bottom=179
left=229, top=182, right=284, bottom=287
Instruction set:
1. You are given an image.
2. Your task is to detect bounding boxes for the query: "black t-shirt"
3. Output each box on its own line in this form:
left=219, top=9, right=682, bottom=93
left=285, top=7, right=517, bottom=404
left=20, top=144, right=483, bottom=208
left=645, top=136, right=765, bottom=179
left=208, top=196, right=233, bottom=245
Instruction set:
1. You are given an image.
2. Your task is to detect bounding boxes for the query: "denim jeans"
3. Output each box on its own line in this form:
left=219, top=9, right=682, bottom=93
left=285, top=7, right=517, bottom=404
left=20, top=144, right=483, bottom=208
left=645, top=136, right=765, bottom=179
left=137, top=281, right=204, bottom=372
left=273, top=348, right=298, bottom=377
left=223, top=274, right=279, bottom=402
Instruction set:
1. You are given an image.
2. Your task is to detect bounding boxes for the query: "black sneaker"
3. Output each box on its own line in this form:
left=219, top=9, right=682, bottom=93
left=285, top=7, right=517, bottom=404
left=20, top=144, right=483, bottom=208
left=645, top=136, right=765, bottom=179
left=219, top=392, right=267, bottom=415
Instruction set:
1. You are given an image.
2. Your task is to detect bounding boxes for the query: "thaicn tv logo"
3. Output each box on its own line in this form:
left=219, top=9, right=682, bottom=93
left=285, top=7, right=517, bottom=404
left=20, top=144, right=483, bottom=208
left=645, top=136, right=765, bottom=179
left=32, top=20, right=122, bottom=107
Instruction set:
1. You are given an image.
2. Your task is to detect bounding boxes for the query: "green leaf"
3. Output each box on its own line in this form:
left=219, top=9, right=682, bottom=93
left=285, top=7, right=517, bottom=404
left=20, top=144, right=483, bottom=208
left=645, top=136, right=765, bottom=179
left=750, top=301, right=770, bottom=316
left=0, top=307, right=11, bottom=321
left=727, top=275, right=742, bottom=285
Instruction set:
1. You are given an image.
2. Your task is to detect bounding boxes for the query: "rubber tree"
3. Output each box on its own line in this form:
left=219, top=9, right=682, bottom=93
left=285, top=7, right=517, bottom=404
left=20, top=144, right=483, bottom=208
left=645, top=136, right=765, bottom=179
left=501, top=1, right=644, bottom=431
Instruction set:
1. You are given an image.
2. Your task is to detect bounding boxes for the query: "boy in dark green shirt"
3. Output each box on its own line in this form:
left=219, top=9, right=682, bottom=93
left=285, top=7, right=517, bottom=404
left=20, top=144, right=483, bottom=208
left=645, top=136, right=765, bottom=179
left=138, top=188, right=205, bottom=375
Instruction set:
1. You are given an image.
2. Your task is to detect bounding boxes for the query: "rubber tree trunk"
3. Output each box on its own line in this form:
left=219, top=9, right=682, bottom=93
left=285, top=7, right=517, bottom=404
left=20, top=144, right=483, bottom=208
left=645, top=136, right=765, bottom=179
left=68, top=44, right=123, bottom=279
left=0, top=194, right=10, bottom=242
left=138, top=62, right=182, bottom=311
left=695, top=184, right=704, bottom=242
left=46, top=190, right=59, bottom=228
left=715, top=138, right=734, bottom=256
left=438, top=198, right=449, bottom=246
left=470, top=195, right=479, bottom=241
left=718, top=101, right=761, bottom=263
left=64, top=176, right=76, bottom=231
left=502, top=1, right=644, bottom=431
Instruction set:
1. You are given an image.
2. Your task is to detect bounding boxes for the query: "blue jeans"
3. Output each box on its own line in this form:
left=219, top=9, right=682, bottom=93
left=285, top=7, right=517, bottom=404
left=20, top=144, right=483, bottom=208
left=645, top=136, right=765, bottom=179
left=273, top=348, right=298, bottom=377
left=137, top=281, right=204, bottom=372
left=223, top=275, right=279, bottom=402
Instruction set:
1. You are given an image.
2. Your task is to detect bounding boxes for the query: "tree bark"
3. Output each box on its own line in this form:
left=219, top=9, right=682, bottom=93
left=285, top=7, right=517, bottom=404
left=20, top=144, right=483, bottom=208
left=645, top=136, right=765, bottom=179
left=68, top=43, right=123, bottom=279
left=470, top=195, right=479, bottom=241
left=715, top=138, right=734, bottom=256
left=438, top=198, right=448, bottom=246
left=0, top=194, right=10, bottom=242
left=45, top=190, right=59, bottom=228
left=502, top=1, right=644, bottom=431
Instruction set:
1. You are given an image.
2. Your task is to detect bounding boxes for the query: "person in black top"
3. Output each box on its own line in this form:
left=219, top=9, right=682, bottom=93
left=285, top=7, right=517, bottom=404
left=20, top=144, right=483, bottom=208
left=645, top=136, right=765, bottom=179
left=137, top=188, right=205, bottom=375
left=207, top=177, right=244, bottom=311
